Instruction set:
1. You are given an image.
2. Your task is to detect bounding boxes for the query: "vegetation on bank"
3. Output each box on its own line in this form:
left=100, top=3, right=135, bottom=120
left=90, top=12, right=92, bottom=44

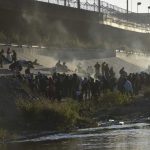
left=0, top=90, right=142, bottom=142
left=15, top=91, right=133, bottom=131
left=16, top=99, right=81, bottom=131
left=143, top=87, right=150, bottom=98
left=0, top=77, right=144, bottom=142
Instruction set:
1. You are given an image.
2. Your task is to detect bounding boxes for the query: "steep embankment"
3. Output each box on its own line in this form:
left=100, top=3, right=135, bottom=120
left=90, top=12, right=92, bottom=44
left=0, top=76, right=32, bottom=129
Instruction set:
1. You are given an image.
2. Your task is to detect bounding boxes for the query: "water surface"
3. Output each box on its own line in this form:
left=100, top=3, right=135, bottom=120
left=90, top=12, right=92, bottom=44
left=1, top=123, right=150, bottom=150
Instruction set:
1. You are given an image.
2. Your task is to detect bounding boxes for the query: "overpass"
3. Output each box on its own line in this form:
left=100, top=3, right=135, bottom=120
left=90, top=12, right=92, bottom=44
left=0, top=0, right=150, bottom=51
left=1, top=0, right=150, bottom=33
left=36, top=0, right=150, bottom=33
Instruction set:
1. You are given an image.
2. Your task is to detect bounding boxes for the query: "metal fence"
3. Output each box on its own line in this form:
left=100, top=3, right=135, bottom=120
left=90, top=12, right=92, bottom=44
left=36, top=0, right=150, bottom=33
left=36, top=0, right=132, bottom=13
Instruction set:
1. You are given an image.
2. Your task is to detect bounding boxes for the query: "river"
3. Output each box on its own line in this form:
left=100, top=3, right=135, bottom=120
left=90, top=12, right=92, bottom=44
left=1, top=123, right=150, bottom=150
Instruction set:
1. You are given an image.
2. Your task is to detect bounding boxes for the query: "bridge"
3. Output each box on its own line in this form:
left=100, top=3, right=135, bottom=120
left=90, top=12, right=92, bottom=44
left=36, top=0, right=150, bottom=33
left=0, top=0, right=150, bottom=51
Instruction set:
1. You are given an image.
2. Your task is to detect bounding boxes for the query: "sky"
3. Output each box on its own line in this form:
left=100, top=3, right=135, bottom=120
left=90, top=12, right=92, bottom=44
left=102, top=0, right=150, bottom=13
left=40, top=0, right=150, bottom=13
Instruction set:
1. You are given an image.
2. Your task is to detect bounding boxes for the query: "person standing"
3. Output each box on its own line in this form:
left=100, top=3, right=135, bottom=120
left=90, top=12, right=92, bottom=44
left=94, top=62, right=100, bottom=78
left=12, top=50, right=17, bottom=63
left=0, top=49, right=4, bottom=68
left=123, top=78, right=133, bottom=96
left=7, top=48, right=12, bottom=62
left=101, top=62, right=106, bottom=76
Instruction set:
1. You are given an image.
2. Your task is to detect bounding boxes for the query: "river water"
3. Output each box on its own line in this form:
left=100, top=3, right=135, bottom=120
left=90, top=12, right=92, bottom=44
left=1, top=123, right=150, bottom=150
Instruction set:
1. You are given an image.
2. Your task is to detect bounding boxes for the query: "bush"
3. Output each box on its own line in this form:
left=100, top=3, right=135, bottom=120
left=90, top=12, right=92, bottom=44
left=16, top=99, right=81, bottom=131
left=0, top=129, right=9, bottom=142
left=143, top=87, right=150, bottom=98
left=99, top=91, right=132, bottom=107
left=15, top=92, right=134, bottom=131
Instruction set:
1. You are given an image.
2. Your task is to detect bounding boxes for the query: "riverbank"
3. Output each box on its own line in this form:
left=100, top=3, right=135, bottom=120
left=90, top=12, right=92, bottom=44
left=0, top=75, right=150, bottom=143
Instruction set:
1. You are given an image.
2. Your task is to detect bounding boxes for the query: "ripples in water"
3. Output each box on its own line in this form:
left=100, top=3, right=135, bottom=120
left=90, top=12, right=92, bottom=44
left=2, top=123, right=150, bottom=150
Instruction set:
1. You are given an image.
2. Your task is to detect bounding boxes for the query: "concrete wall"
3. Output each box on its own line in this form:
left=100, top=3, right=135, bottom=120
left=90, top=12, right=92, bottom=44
left=0, top=0, right=150, bottom=51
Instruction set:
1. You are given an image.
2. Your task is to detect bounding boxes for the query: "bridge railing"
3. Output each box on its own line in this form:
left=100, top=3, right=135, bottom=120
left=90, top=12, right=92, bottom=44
left=37, top=0, right=132, bottom=14
left=35, top=0, right=150, bottom=32
left=103, top=14, right=150, bottom=33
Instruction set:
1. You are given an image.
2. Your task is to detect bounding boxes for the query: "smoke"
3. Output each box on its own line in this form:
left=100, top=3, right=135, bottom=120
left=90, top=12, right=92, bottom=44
left=22, top=10, right=82, bottom=47
left=117, top=52, right=150, bottom=69
left=10, top=46, right=146, bottom=78
left=10, top=1, right=150, bottom=75
left=1, top=43, right=147, bottom=78
left=22, top=13, right=33, bottom=24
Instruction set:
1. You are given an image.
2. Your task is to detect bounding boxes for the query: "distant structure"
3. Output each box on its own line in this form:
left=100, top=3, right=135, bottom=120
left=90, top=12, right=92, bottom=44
left=1, top=0, right=150, bottom=51
left=35, top=0, right=150, bottom=33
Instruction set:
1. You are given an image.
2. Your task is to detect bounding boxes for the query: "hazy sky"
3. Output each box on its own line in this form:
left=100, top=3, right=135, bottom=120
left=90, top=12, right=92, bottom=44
left=40, top=0, right=150, bottom=13
left=103, top=0, right=150, bottom=13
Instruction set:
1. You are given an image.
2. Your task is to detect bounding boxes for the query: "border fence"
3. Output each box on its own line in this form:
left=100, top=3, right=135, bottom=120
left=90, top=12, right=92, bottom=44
left=36, top=0, right=150, bottom=33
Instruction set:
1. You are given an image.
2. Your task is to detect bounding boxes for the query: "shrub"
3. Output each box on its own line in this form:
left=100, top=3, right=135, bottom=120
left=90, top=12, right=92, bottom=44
left=16, top=99, right=81, bottom=131
left=143, top=87, right=150, bottom=98
left=99, top=91, right=132, bottom=107
left=0, top=129, right=9, bottom=142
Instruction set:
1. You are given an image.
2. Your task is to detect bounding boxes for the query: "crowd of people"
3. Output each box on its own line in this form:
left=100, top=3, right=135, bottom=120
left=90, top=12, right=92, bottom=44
left=23, top=61, right=150, bottom=101
left=0, top=48, right=39, bottom=73
left=1, top=48, right=150, bottom=101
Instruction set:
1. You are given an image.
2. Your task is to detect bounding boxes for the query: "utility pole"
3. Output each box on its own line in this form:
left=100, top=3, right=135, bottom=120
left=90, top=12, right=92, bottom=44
left=98, top=0, right=101, bottom=13
left=64, top=0, right=66, bottom=6
left=148, top=6, right=150, bottom=14
left=131, top=0, right=132, bottom=12
left=127, top=0, right=128, bottom=14
left=126, top=0, right=128, bottom=21
left=77, top=0, right=80, bottom=9
left=137, top=2, right=141, bottom=13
